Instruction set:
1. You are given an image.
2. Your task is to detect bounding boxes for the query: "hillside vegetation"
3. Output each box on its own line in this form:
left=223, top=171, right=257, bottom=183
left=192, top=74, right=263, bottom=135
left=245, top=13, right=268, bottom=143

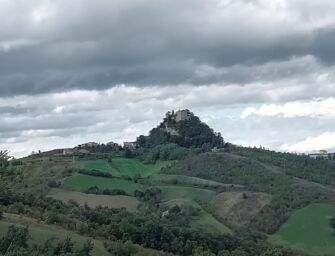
left=163, top=152, right=335, bottom=233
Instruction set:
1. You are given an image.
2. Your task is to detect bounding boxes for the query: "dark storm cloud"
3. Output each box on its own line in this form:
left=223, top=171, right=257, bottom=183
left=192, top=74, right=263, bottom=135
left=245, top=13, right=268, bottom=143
left=1, top=0, right=335, bottom=96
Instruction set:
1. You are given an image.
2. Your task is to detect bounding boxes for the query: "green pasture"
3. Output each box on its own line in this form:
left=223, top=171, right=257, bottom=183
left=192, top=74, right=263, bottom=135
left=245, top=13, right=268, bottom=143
left=269, top=203, right=335, bottom=255
left=63, top=174, right=144, bottom=195
left=80, top=158, right=173, bottom=177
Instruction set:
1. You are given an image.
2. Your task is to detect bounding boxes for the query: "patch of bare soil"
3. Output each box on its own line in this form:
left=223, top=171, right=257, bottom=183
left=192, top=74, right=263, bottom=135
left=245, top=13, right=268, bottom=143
left=212, top=191, right=272, bottom=226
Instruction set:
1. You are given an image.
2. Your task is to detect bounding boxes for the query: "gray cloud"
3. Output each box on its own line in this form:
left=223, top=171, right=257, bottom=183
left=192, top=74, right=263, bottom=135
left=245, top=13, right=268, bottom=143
left=1, top=0, right=335, bottom=96
left=1, top=85, right=335, bottom=157
left=1, top=0, right=335, bottom=157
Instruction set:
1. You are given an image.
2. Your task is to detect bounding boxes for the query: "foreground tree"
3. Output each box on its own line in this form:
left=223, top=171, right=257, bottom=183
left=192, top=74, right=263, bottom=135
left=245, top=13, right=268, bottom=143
left=0, top=150, right=11, bottom=167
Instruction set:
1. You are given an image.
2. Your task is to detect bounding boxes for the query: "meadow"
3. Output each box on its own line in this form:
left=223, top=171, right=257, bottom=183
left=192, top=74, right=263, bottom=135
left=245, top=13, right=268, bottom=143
left=80, top=158, right=173, bottom=177
left=269, top=203, right=335, bottom=255
left=63, top=173, right=144, bottom=195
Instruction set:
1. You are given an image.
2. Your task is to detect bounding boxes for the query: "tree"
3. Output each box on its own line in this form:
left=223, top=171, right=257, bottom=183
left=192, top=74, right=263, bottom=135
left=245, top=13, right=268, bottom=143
left=0, top=150, right=11, bottom=167
left=330, top=217, right=335, bottom=228
left=124, top=148, right=133, bottom=158
left=77, top=239, right=93, bottom=256
left=0, top=225, right=29, bottom=254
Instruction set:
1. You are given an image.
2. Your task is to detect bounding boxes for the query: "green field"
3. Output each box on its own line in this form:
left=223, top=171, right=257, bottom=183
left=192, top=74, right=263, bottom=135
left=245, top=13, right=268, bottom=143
left=0, top=214, right=109, bottom=256
left=164, top=199, right=231, bottom=234
left=80, top=159, right=113, bottom=172
left=269, top=203, right=335, bottom=255
left=80, top=158, right=173, bottom=177
left=158, top=185, right=216, bottom=202
left=63, top=174, right=144, bottom=195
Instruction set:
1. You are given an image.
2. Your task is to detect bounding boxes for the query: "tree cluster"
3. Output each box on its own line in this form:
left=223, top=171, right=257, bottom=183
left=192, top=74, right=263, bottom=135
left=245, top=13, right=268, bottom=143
left=0, top=225, right=93, bottom=256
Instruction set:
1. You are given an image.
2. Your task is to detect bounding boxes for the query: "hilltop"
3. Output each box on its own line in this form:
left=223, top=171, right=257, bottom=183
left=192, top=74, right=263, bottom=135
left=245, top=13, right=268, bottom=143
left=1, top=110, right=335, bottom=256
left=136, top=109, right=224, bottom=150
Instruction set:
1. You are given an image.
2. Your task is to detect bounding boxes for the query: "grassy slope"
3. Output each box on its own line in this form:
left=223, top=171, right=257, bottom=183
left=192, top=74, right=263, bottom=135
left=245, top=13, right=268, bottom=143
left=48, top=188, right=139, bottom=211
left=80, top=158, right=173, bottom=177
left=63, top=174, right=144, bottom=195
left=0, top=213, right=109, bottom=256
left=8, top=155, right=77, bottom=195
left=110, top=158, right=173, bottom=177
left=80, top=159, right=114, bottom=172
left=64, top=173, right=216, bottom=202
left=149, top=174, right=239, bottom=188
left=164, top=199, right=231, bottom=234
left=269, top=203, right=335, bottom=255
left=158, top=185, right=216, bottom=202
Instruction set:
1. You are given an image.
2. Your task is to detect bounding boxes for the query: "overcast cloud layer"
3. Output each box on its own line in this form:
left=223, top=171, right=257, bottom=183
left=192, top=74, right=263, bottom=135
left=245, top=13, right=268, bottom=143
left=1, top=0, right=335, bottom=156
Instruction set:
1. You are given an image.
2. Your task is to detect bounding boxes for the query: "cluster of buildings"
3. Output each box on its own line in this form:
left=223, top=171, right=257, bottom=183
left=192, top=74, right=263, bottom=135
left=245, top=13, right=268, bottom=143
left=308, top=150, right=335, bottom=160
left=60, top=141, right=138, bottom=156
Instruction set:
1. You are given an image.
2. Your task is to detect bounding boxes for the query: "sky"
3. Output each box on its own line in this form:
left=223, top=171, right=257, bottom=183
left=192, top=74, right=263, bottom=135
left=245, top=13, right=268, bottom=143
left=1, top=0, right=335, bottom=157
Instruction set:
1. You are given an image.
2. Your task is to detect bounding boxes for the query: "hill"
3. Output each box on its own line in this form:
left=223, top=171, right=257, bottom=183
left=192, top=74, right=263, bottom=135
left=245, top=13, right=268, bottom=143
left=136, top=109, right=224, bottom=149
left=1, top=110, right=335, bottom=255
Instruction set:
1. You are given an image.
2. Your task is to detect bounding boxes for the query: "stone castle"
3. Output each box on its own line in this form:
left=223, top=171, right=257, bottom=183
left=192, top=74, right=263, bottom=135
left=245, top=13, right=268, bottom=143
left=166, top=109, right=191, bottom=122
left=163, top=110, right=192, bottom=136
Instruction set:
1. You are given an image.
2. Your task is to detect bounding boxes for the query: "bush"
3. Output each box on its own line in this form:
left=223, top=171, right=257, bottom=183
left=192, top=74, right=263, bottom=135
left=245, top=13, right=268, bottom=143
left=84, top=186, right=128, bottom=196
left=78, top=169, right=113, bottom=178
left=135, top=188, right=162, bottom=203
left=47, top=180, right=61, bottom=188
left=330, top=217, right=335, bottom=229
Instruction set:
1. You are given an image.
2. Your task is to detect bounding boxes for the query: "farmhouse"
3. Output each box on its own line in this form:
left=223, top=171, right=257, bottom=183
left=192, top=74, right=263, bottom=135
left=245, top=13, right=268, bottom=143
left=62, top=148, right=75, bottom=156
left=124, top=141, right=137, bottom=149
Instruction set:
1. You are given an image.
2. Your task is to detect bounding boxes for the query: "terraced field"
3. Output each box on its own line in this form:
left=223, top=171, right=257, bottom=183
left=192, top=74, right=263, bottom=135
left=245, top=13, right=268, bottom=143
left=269, top=203, right=335, bottom=255
left=48, top=188, right=140, bottom=211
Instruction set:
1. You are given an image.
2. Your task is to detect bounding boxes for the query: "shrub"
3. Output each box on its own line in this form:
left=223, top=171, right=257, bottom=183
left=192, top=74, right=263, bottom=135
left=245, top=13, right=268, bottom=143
left=47, top=180, right=61, bottom=188
left=78, top=169, right=113, bottom=178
